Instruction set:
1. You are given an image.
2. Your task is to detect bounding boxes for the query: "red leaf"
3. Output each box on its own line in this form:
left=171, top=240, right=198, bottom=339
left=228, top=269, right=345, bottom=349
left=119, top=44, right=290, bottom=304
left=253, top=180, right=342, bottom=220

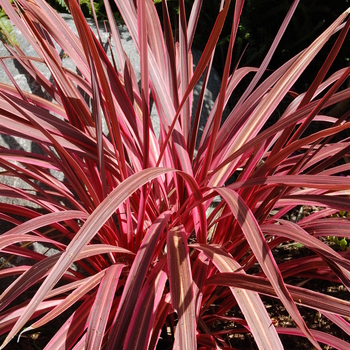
left=216, top=187, right=320, bottom=348
left=167, top=225, right=196, bottom=349
left=107, top=211, right=171, bottom=347
left=86, top=264, right=124, bottom=349
left=190, top=244, right=284, bottom=350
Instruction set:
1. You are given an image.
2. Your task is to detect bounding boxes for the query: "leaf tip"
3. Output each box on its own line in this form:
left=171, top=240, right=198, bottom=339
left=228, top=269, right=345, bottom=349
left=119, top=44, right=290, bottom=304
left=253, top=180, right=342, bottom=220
left=18, top=326, right=33, bottom=343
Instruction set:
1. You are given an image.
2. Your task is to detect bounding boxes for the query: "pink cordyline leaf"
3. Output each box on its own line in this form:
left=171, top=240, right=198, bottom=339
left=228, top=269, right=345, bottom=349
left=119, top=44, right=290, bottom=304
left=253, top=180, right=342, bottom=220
left=178, top=0, right=191, bottom=146
left=68, top=0, right=128, bottom=180
left=114, top=0, right=193, bottom=176
left=221, top=80, right=347, bottom=173
left=286, top=65, right=350, bottom=154
left=145, top=0, right=167, bottom=81
left=207, top=69, right=294, bottom=184
left=261, top=125, right=350, bottom=177
left=192, top=252, right=209, bottom=320
left=14, top=19, right=92, bottom=129
left=190, top=244, right=284, bottom=350
left=234, top=0, right=299, bottom=111
left=213, top=119, right=350, bottom=185
left=76, top=244, right=134, bottom=261
left=1, top=210, right=88, bottom=236
left=301, top=218, right=350, bottom=236
left=70, top=14, right=143, bottom=168
left=0, top=98, right=97, bottom=153
left=0, top=267, right=27, bottom=280
left=103, top=0, right=125, bottom=73
left=0, top=300, right=61, bottom=337
left=176, top=170, right=207, bottom=243
left=228, top=174, right=350, bottom=192
left=20, top=0, right=89, bottom=78
left=215, top=187, right=320, bottom=348
left=2, top=246, right=50, bottom=263
left=44, top=273, right=107, bottom=300
left=148, top=293, right=172, bottom=350
left=198, top=0, right=244, bottom=184
left=1, top=49, right=61, bottom=103
left=278, top=195, right=350, bottom=213
left=23, top=270, right=106, bottom=333
left=86, top=264, right=124, bottom=350
left=0, top=99, right=105, bottom=210
left=0, top=255, right=60, bottom=314
left=187, top=0, right=203, bottom=48
left=287, top=17, right=350, bottom=144
left=206, top=272, right=350, bottom=317
left=188, top=63, right=210, bottom=160
left=262, top=221, right=350, bottom=290
left=72, top=334, right=86, bottom=350
left=0, top=244, right=132, bottom=316
left=89, top=42, right=107, bottom=199
left=0, top=161, right=75, bottom=211
left=210, top=8, right=350, bottom=186
left=276, top=327, right=350, bottom=350
left=0, top=111, right=93, bottom=156
left=194, top=66, right=258, bottom=174
left=275, top=257, right=337, bottom=282
left=161, top=1, right=178, bottom=106
left=0, top=151, right=63, bottom=176
left=0, top=234, right=65, bottom=251
left=107, top=211, right=171, bottom=346
left=0, top=0, right=40, bottom=56
left=135, top=0, right=151, bottom=247
left=43, top=296, right=94, bottom=350
left=197, top=334, right=217, bottom=349
left=263, top=220, right=350, bottom=271
left=0, top=167, right=173, bottom=348
left=155, top=0, right=232, bottom=169
left=0, top=58, right=27, bottom=102
left=122, top=260, right=168, bottom=350
left=138, top=0, right=150, bottom=170
left=167, top=225, right=196, bottom=350
left=322, top=312, right=350, bottom=337
left=0, top=186, right=51, bottom=213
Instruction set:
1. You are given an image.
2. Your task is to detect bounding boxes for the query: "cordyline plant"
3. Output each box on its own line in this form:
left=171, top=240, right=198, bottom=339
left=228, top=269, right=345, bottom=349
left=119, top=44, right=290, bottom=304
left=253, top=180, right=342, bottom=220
left=1, top=0, right=350, bottom=348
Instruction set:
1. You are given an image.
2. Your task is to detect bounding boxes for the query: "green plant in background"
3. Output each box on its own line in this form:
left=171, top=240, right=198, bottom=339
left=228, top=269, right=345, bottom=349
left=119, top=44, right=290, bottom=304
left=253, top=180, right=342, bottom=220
left=1, top=0, right=350, bottom=349
left=0, top=7, right=17, bottom=44
left=326, top=210, right=350, bottom=250
left=328, top=235, right=350, bottom=251
left=49, top=0, right=107, bottom=18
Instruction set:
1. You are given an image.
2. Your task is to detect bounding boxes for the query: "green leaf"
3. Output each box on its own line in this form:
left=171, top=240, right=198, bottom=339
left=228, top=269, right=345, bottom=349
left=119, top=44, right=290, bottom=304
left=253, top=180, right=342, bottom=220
left=55, top=0, right=69, bottom=10
left=0, top=9, right=18, bottom=45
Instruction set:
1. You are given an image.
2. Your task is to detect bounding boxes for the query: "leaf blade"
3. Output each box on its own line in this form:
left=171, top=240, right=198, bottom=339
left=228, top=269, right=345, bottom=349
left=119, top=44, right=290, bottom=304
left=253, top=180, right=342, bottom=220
left=167, top=225, right=196, bottom=349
